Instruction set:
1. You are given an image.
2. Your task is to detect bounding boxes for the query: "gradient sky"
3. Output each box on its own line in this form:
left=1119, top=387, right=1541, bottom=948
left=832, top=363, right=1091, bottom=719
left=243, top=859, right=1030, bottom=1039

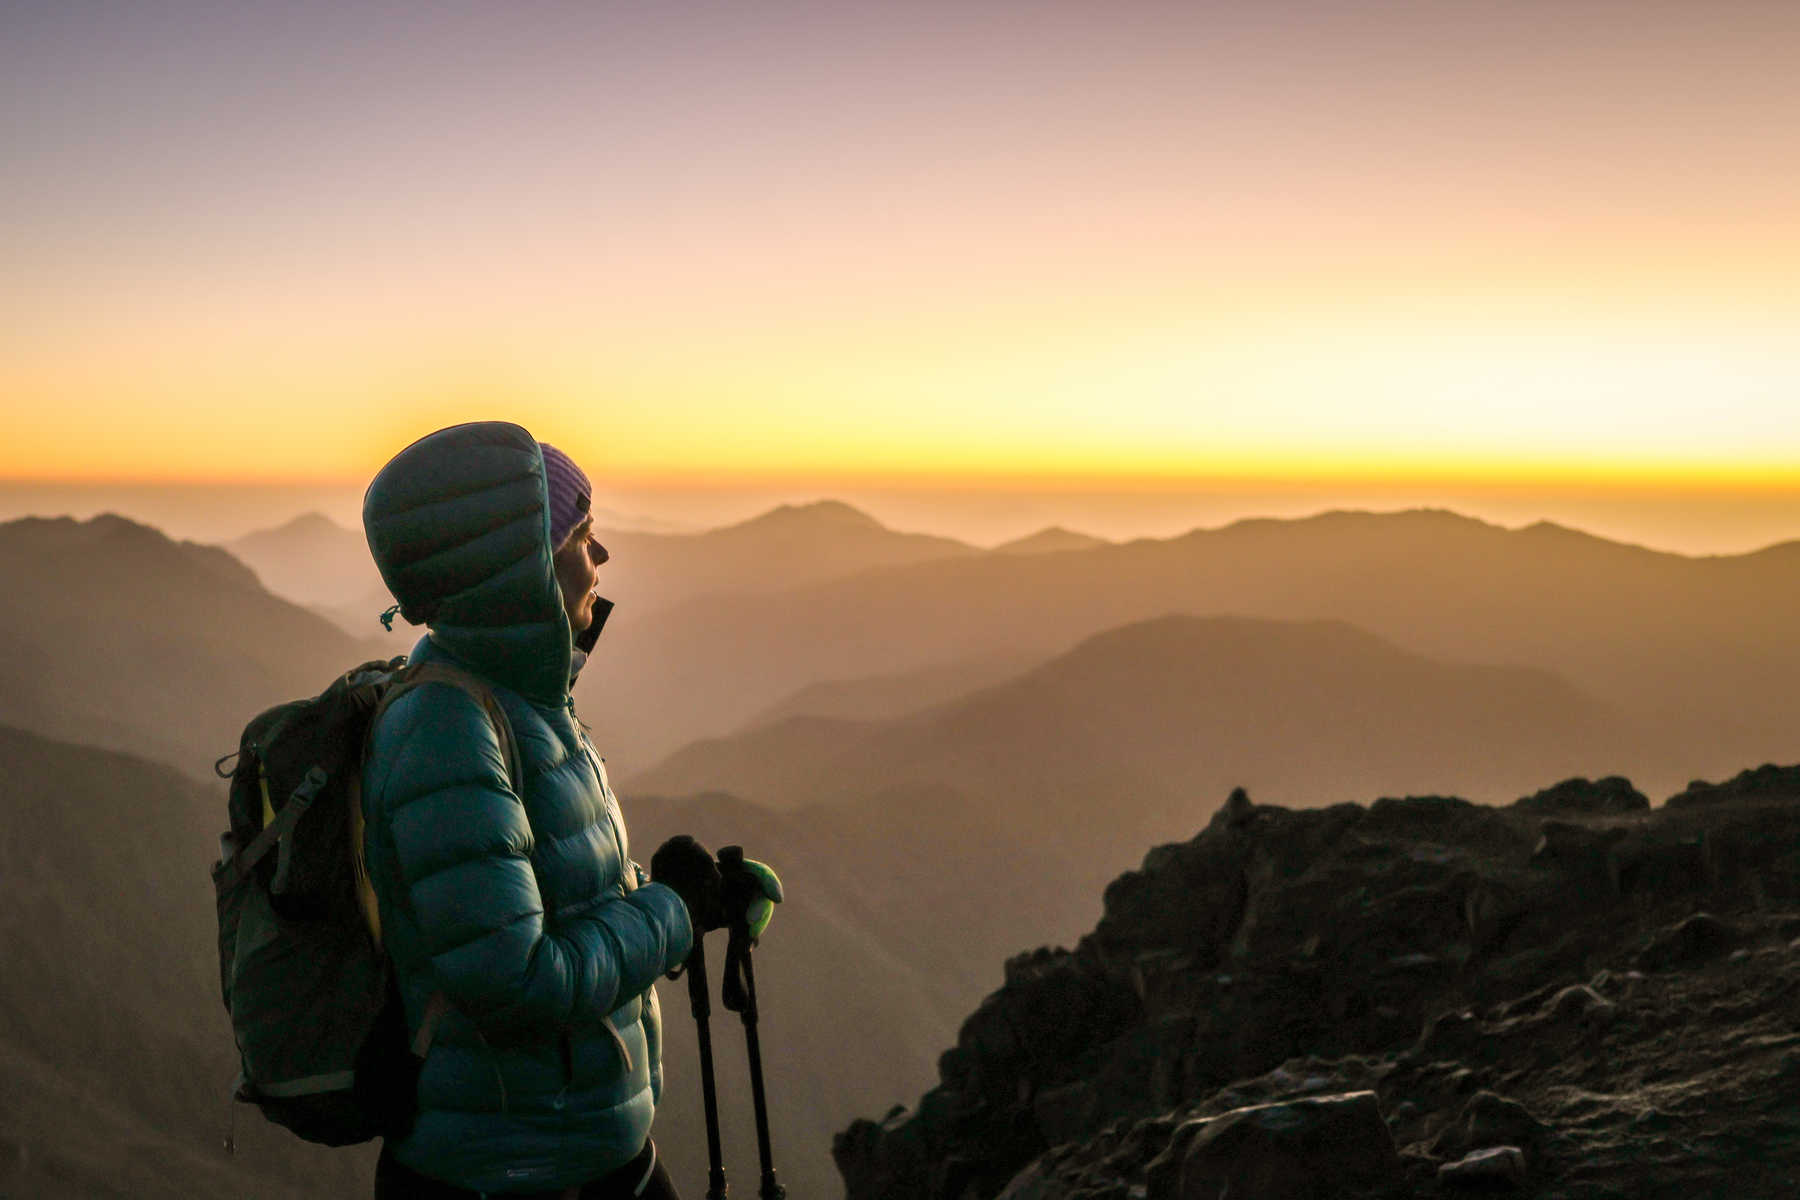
left=3, top=0, right=1798, bottom=493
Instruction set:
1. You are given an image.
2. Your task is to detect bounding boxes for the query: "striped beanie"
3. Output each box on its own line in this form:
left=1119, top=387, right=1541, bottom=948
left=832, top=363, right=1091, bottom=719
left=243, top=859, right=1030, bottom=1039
left=539, top=442, right=592, bottom=549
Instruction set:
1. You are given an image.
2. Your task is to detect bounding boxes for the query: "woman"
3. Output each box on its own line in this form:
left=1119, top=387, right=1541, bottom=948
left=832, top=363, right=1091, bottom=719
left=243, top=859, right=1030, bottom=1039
left=360, top=421, right=718, bottom=1198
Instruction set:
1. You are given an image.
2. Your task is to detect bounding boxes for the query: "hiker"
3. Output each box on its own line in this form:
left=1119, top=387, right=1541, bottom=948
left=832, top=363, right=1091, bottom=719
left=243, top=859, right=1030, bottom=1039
left=360, top=422, right=728, bottom=1198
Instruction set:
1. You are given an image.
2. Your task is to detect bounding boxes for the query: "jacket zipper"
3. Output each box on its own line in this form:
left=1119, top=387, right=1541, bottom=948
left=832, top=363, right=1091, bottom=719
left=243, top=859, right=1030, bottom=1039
left=567, top=695, right=639, bottom=1080
left=569, top=698, right=631, bottom=892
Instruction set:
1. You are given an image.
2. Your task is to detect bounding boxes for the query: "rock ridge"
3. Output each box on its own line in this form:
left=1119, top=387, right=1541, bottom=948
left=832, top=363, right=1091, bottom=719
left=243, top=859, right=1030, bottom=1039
left=835, top=769, right=1800, bottom=1200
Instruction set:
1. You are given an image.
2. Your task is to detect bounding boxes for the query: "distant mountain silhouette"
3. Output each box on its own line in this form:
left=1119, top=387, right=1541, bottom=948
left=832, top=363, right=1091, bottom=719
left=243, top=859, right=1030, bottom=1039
left=226, top=513, right=405, bottom=638
left=0, top=514, right=391, bottom=779
left=227, top=512, right=384, bottom=609
left=582, top=509, right=1800, bottom=788
left=992, top=526, right=1110, bottom=554
left=591, top=500, right=980, bottom=616
left=225, top=500, right=980, bottom=632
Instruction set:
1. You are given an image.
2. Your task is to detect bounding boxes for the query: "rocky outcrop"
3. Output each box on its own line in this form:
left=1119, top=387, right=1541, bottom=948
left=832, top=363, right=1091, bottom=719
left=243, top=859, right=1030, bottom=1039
left=836, top=769, right=1800, bottom=1200
left=1513, top=775, right=1649, bottom=815
left=1665, top=762, right=1800, bottom=809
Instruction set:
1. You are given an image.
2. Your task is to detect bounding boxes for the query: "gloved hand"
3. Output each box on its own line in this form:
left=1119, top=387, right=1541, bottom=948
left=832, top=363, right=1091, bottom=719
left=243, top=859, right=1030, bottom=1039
left=651, top=835, right=724, bottom=934
left=717, top=845, right=783, bottom=943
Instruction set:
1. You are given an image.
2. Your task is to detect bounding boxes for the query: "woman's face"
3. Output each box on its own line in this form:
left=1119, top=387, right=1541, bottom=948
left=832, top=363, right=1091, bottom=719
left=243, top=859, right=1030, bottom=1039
left=552, top=517, right=609, bottom=636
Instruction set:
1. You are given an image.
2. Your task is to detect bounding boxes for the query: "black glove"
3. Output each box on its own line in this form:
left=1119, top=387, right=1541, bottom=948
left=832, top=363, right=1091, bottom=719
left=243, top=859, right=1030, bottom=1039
left=651, top=835, right=723, bottom=934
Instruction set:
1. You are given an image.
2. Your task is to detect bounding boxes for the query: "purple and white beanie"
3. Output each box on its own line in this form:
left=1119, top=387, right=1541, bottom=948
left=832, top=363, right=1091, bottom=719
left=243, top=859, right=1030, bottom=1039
left=539, top=442, right=592, bottom=549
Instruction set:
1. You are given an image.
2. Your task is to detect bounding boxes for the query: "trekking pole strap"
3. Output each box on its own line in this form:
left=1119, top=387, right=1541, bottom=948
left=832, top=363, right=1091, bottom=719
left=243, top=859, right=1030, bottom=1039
left=721, top=923, right=754, bottom=1017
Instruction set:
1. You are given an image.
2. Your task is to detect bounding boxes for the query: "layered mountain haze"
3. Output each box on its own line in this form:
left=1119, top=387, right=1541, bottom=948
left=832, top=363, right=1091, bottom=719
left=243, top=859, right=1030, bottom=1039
left=0, top=515, right=392, bottom=781
left=5, top=500, right=1798, bottom=1198
left=735, top=650, right=1047, bottom=731
left=628, top=615, right=1651, bottom=924
left=227, top=513, right=399, bottom=639
left=580, top=500, right=979, bottom=615
left=227, top=513, right=384, bottom=611
left=228, top=500, right=981, bottom=636
left=582, top=509, right=1800, bottom=787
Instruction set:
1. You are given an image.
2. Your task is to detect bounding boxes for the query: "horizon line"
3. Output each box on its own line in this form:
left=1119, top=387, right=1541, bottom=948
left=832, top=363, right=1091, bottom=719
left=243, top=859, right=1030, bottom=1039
left=7, top=466, right=1800, bottom=496
left=11, top=500, right=1800, bottom=563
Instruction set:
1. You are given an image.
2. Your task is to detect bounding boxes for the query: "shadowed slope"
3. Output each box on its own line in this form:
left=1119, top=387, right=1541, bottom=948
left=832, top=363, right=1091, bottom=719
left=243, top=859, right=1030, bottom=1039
left=629, top=614, right=1647, bottom=841
left=0, top=514, right=392, bottom=780
left=0, top=718, right=968, bottom=1200
left=0, top=723, right=369, bottom=1199
left=738, top=650, right=1047, bottom=730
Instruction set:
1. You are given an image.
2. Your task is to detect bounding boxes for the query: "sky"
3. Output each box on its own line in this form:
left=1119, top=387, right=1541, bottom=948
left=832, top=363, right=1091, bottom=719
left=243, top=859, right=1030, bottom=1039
left=3, top=0, right=1798, bottom=545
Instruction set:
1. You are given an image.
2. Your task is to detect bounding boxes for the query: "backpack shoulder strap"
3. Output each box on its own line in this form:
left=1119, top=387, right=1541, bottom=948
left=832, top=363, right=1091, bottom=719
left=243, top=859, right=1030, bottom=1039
left=369, top=661, right=525, bottom=794
left=353, top=661, right=525, bottom=953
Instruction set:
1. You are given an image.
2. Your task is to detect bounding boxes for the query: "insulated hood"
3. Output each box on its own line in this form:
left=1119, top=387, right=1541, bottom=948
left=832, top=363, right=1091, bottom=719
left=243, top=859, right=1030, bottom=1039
left=362, top=421, right=571, bottom=705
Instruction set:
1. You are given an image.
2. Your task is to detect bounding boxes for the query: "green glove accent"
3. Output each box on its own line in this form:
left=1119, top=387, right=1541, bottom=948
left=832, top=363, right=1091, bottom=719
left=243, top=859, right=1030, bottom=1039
left=740, top=857, right=783, bottom=941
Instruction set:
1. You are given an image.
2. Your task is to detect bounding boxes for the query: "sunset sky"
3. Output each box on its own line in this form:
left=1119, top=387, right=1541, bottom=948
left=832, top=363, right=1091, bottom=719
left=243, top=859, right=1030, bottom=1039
left=3, top=0, right=1798, bottom=540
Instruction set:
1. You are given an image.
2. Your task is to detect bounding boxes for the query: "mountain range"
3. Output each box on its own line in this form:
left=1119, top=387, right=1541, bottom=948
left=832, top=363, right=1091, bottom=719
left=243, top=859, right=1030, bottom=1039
left=578, top=507, right=1800, bottom=787
left=632, top=613, right=1641, bottom=813
left=7, top=501, right=1800, bottom=1197
left=226, top=501, right=1002, bottom=637
left=629, top=614, right=1653, bottom=955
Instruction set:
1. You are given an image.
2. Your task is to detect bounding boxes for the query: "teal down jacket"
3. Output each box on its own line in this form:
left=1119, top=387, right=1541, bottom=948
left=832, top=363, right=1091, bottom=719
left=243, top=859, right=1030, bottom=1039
left=360, top=421, right=693, bottom=1193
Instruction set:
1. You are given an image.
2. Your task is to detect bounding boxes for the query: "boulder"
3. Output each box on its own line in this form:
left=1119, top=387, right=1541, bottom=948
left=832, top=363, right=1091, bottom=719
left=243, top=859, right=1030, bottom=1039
left=1666, top=764, right=1800, bottom=809
left=1363, top=794, right=1476, bottom=831
left=1515, top=776, right=1649, bottom=815
left=1438, top=1145, right=1527, bottom=1188
left=1210, top=786, right=1256, bottom=832
left=1149, top=1091, right=1399, bottom=1200
left=1542, top=983, right=1615, bottom=1030
left=1431, top=1091, right=1547, bottom=1157
left=1635, top=912, right=1741, bottom=971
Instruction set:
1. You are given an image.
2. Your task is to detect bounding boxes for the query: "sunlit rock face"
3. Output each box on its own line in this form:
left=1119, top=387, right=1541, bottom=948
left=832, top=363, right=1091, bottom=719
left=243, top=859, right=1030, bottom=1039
left=837, top=768, right=1800, bottom=1200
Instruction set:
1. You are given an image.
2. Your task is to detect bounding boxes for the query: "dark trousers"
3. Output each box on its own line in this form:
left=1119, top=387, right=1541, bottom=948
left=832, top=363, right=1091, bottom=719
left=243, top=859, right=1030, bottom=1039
left=374, top=1138, right=678, bottom=1200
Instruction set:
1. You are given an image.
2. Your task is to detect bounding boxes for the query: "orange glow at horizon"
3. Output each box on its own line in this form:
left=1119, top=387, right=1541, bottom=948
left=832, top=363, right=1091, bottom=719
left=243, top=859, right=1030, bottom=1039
left=4, top=2, right=1797, bottom=495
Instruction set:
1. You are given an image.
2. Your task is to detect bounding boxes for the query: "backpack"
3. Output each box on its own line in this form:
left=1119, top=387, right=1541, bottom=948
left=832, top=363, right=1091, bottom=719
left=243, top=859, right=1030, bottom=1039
left=211, top=655, right=522, bottom=1147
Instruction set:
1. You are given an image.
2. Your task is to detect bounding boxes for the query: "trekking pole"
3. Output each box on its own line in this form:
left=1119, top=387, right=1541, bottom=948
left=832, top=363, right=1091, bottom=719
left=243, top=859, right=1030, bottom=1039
left=718, top=846, right=786, bottom=1200
left=681, top=938, right=729, bottom=1200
